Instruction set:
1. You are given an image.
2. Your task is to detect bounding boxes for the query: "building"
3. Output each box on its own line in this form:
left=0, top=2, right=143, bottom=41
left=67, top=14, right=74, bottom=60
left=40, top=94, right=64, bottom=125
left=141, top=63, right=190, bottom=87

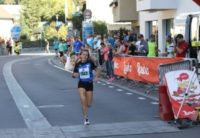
left=137, top=0, right=200, bottom=53
left=0, top=5, right=21, bottom=39
left=84, top=0, right=133, bottom=31
left=110, top=0, right=200, bottom=53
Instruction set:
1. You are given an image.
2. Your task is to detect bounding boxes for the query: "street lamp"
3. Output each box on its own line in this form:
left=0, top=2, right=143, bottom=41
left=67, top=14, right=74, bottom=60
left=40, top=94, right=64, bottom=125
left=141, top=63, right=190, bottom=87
left=55, top=15, right=59, bottom=38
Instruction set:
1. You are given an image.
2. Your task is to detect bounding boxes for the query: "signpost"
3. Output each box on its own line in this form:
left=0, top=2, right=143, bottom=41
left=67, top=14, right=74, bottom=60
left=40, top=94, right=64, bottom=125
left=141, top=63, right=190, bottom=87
left=11, top=25, right=21, bottom=41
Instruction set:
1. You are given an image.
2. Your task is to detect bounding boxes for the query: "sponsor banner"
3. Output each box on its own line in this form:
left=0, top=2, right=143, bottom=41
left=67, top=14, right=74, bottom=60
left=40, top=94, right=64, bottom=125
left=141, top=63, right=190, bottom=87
left=113, top=56, right=182, bottom=83
left=165, top=70, right=200, bottom=120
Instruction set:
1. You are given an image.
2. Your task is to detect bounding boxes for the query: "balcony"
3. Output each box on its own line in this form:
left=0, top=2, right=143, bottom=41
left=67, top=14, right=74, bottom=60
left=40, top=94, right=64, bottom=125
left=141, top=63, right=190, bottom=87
left=137, top=0, right=178, bottom=11
left=110, top=0, right=138, bottom=22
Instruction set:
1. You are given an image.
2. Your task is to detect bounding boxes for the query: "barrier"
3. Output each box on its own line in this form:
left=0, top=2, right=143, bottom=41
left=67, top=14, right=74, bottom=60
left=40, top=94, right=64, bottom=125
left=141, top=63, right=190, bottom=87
left=158, top=60, right=192, bottom=85
left=113, top=56, right=183, bottom=83
left=158, top=60, right=193, bottom=121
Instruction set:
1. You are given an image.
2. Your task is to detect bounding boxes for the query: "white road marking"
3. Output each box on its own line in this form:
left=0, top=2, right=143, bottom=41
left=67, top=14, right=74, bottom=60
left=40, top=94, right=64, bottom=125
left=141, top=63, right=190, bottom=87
left=138, top=97, right=146, bottom=100
left=38, top=105, right=64, bottom=109
left=102, top=83, right=106, bottom=86
left=116, top=89, right=123, bottom=92
left=3, top=58, right=51, bottom=129
left=126, top=92, right=133, bottom=95
left=151, top=102, right=159, bottom=105
left=108, top=85, right=114, bottom=88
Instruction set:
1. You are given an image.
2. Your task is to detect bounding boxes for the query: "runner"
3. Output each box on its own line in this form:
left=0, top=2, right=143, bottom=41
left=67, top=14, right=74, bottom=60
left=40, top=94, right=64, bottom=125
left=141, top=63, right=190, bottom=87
left=72, top=49, right=100, bottom=125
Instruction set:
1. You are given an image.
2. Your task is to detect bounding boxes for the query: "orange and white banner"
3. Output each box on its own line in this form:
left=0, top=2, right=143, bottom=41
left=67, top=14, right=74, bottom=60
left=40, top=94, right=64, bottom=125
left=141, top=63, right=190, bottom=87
left=113, top=56, right=183, bottom=83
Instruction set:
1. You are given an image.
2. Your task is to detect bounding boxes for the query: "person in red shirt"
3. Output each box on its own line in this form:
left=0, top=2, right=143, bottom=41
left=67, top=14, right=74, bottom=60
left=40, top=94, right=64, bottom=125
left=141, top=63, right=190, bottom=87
left=175, top=34, right=189, bottom=58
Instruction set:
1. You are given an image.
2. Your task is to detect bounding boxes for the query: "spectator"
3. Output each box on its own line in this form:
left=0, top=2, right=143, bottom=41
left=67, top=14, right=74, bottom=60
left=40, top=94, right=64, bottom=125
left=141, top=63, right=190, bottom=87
left=6, top=38, right=12, bottom=55
left=44, top=39, right=50, bottom=53
left=101, top=42, right=114, bottom=81
left=107, top=34, right=115, bottom=49
left=137, top=34, right=148, bottom=56
left=73, top=36, right=84, bottom=60
left=58, top=39, right=66, bottom=64
left=86, top=34, right=94, bottom=49
left=147, top=34, right=157, bottom=57
left=53, top=38, right=59, bottom=57
left=175, top=34, right=189, bottom=58
left=127, top=41, right=137, bottom=56
left=166, top=35, right=175, bottom=57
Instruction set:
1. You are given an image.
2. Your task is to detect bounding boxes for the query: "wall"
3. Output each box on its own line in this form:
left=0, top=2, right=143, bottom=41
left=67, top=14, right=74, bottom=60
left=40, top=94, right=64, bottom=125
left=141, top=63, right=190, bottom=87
left=0, top=19, right=13, bottom=38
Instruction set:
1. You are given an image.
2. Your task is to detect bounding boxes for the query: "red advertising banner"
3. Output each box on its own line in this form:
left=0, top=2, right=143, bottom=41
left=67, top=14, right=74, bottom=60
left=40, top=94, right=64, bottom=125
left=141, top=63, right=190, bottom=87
left=165, top=70, right=200, bottom=120
left=113, top=56, right=183, bottom=83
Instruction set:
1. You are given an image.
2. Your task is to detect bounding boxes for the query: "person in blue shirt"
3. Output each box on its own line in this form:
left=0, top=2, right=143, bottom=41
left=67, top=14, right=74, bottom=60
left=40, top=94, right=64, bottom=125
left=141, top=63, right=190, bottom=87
left=53, top=38, right=59, bottom=57
left=72, top=49, right=100, bottom=125
left=73, top=36, right=84, bottom=59
left=86, top=34, right=94, bottom=49
left=107, top=34, right=115, bottom=48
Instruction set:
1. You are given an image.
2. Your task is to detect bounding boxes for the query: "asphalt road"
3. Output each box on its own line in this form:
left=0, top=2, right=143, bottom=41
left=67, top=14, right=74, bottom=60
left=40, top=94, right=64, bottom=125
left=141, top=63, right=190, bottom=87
left=0, top=54, right=199, bottom=137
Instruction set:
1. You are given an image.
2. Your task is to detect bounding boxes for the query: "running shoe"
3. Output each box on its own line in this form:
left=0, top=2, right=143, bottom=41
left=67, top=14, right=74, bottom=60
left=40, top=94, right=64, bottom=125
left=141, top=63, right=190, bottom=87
left=108, top=77, right=115, bottom=82
left=84, top=118, right=90, bottom=125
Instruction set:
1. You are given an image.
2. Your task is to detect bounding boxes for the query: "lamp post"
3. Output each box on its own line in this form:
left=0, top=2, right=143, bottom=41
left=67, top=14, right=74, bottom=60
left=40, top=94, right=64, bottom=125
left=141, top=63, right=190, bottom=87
left=56, top=14, right=59, bottom=38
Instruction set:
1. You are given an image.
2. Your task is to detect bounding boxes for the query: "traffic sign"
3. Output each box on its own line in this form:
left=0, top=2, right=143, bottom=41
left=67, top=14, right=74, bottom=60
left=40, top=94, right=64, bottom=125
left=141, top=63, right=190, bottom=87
left=11, top=25, right=21, bottom=41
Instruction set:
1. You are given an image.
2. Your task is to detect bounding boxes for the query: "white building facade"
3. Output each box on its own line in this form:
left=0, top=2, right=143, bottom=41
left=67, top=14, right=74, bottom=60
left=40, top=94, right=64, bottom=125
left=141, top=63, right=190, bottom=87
left=85, top=0, right=132, bottom=31
left=137, top=0, right=200, bottom=53
left=0, top=5, right=21, bottom=39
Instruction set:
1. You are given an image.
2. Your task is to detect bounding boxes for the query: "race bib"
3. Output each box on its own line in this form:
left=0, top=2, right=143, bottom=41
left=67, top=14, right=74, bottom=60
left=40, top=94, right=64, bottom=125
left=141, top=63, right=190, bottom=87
left=79, top=65, right=90, bottom=80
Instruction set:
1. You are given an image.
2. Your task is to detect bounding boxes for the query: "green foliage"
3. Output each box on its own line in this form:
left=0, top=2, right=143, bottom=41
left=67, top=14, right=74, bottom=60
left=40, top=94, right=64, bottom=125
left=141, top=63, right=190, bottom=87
left=44, top=22, right=67, bottom=40
left=93, top=20, right=108, bottom=36
left=20, top=0, right=41, bottom=36
left=20, top=0, right=65, bottom=40
left=71, top=13, right=84, bottom=30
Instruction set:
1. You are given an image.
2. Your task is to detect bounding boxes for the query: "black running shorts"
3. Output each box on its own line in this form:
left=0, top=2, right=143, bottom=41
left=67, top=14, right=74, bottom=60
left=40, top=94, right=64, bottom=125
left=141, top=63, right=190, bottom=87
left=78, top=81, right=93, bottom=91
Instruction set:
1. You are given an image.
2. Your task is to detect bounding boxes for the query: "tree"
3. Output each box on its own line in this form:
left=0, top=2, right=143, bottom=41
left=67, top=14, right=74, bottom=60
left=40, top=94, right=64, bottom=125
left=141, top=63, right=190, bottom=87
left=93, top=20, right=108, bottom=36
left=44, top=22, right=67, bottom=40
left=20, top=0, right=65, bottom=39
left=21, top=0, right=41, bottom=37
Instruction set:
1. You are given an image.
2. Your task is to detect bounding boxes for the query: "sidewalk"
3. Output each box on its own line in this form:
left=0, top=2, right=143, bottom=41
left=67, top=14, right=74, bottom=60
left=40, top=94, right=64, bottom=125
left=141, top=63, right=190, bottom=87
left=50, top=56, right=159, bottom=100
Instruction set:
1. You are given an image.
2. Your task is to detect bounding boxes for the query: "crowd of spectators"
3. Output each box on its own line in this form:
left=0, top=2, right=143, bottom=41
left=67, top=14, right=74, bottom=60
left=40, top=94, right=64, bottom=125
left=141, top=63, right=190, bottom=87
left=52, top=29, right=189, bottom=82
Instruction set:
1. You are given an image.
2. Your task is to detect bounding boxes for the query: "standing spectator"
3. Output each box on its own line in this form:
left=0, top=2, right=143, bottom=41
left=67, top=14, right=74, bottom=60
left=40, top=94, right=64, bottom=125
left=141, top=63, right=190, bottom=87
left=73, top=36, right=83, bottom=60
left=116, top=40, right=127, bottom=55
left=127, top=41, right=137, bottom=56
left=72, top=49, right=100, bottom=125
left=101, top=42, right=110, bottom=79
left=58, top=39, right=66, bottom=64
left=14, top=41, right=21, bottom=55
left=166, top=35, right=175, bottom=57
left=147, top=34, right=157, bottom=57
left=44, top=39, right=50, bottom=53
left=175, top=34, right=189, bottom=58
left=107, top=43, right=115, bottom=81
left=53, top=38, right=59, bottom=57
left=107, top=34, right=115, bottom=49
left=137, top=34, right=148, bottom=56
left=6, top=38, right=12, bottom=55
left=86, top=34, right=94, bottom=49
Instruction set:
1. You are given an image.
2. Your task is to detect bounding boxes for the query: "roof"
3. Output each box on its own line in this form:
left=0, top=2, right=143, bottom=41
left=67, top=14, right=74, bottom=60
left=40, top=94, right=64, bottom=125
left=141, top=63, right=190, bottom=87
left=0, top=6, right=13, bottom=19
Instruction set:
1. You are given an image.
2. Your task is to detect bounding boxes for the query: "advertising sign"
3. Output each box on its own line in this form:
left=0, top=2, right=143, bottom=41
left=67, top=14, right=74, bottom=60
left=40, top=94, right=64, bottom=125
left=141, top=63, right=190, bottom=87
left=11, top=25, right=21, bottom=41
left=82, top=21, right=94, bottom=44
